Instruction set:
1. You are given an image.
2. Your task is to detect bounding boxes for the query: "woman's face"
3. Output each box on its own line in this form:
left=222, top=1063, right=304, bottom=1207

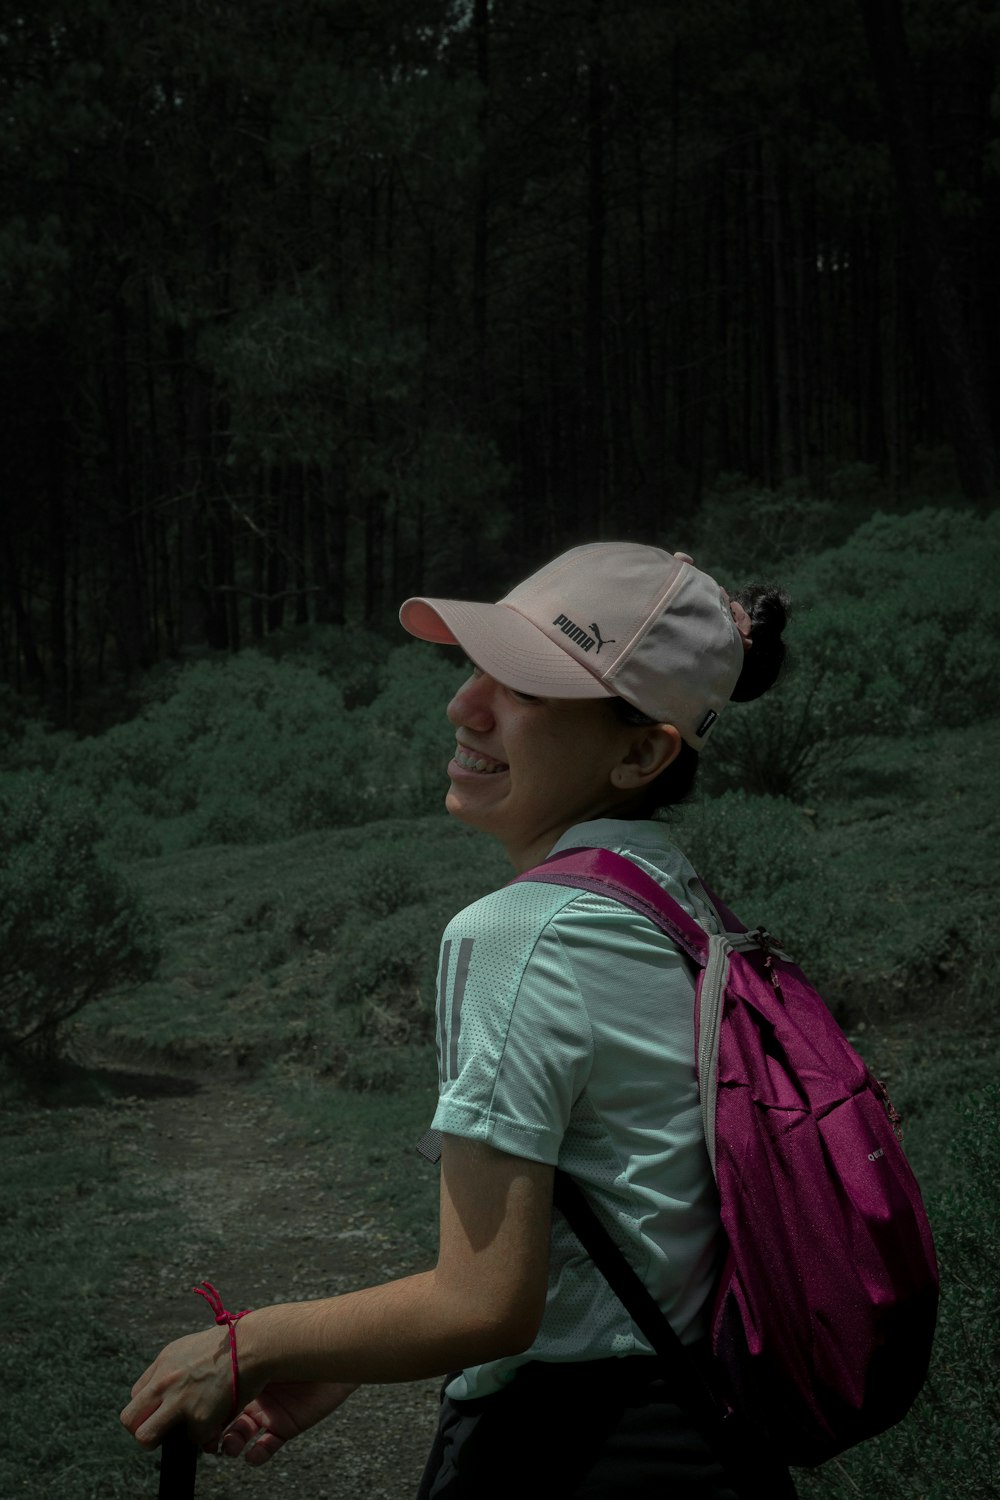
left=444, top=666, right=668, bottom=871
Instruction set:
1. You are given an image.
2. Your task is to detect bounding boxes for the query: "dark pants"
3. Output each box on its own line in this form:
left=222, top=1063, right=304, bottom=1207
left=415, top=1357, right=796, bottom=1499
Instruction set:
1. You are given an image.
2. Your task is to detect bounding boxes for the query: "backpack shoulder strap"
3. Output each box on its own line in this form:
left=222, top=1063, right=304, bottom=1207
left=515, top=845, right=775, bottom=1178
left=513, top=845, right=713, bottom=964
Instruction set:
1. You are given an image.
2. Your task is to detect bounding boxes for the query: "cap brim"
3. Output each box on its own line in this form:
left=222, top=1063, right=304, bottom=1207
left=399, top=597, right=614, bottom=699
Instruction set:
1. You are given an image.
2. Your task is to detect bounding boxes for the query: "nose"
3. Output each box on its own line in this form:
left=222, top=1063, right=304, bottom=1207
left=447, top=671, right=496, bottom=733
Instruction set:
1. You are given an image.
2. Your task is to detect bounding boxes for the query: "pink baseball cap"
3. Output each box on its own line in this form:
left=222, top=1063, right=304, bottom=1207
left=399, top=542, right=745, bottom=747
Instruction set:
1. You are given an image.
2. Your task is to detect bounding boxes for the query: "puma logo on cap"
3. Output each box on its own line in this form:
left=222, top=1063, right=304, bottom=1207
left=553, top=614, right=596, bottom=652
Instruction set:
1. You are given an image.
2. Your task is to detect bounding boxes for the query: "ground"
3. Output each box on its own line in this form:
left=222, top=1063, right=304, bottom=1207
left=108, top=1060, right=442, bottom=1499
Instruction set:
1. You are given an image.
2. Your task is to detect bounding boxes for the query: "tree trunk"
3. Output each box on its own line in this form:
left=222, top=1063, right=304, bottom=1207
left=266, top=467, right=287, bottom=635
left=582, top=5, right=606, bottom=535
left=3, top=532, right=45, bottom=688
left=46, top=418, right=69, bottom=725
left=292, top=463, right=309, bottom=628
left=250, top=497, right=265, bottom=642
left=472, top=0, right=490, bottom=411
left=763, top=139, right=797, bottom=485
left=364, top=496, right=386, bottom=626
left=860, top=0, right=998, bottom=501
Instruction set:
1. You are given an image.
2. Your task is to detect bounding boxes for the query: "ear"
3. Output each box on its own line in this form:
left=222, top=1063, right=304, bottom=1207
left=610, top=724, right=682, bottom=790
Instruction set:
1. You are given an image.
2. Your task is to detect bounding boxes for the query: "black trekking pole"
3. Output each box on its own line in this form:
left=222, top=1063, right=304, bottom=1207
left=158, top=1425, right=199, bottom=1500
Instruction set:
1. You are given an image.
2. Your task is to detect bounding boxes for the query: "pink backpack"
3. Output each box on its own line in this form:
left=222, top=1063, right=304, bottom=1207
left=517, top=846, right=939, bottom=1467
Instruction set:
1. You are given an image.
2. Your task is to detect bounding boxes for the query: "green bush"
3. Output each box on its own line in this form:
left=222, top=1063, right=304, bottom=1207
left=0, top=780, right=160, bottom=1061
left=56, top=654, right=351, bottom=835
left=354, top=645, right=468, bottom=816
left=794, top=508, right=1000, bottom=728
left=682, top=471, right=879, bottom=580
left=338, top=904, right=440, bottom=1026
left=257, top=622, right=393, bottom=707
left=705, top=508, right=1000, bottom=797
left=668, top=713, right=996, bottom=1032
left=706, top=622, right=907, bottom=798
left=54, top=645, right=465, bottom=852
left=669, top=791, right=812, bottom=909
left=0, top=683, right=69, bottom=772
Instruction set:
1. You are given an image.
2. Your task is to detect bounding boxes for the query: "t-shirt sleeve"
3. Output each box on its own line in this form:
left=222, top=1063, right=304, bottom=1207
left=431, top=881, right=594, bottom=1164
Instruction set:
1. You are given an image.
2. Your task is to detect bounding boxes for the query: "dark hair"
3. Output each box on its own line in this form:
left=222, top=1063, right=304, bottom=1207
left=728, top=583, right=790, bottom=702
left=611, top=584, right=790, bottom=815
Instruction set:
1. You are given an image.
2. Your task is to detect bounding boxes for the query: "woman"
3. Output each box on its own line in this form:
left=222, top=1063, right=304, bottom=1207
left=121, top=542, right=791, bottom=1498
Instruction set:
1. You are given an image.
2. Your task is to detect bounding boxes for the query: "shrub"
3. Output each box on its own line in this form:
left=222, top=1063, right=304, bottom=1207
left=350, top=847, right=428, bottom=918
left=54, top=645, right=466, bottom=851
left=669, top=791, right=812, bottom=910
left=705, top=614, right=908, bottom=798
left=337, top=904, right=443, bottom=1043
left=56, top=653, right=354, bottom=841
left=353, top=645, right=467, bottom=818
left=0, top=780, right=160, bottom=1061
left=0, top=684, right=68, bottom=772
left=257, top=622, right=393, bottom=707
left=704, top=508, right=1000, bottom=797
left=683, top=473, right=875, bottom=580
left=794, top=507, right=1000, bottom=730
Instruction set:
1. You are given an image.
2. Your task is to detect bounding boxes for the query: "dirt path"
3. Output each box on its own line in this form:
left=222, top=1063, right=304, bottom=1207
left=108, top=1064, right=441, bottom=1498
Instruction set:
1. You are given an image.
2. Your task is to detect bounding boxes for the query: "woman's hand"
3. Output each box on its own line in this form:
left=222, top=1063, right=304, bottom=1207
left=121, top=1136, right=552, bottom=1456
left=121, top=1323, right=258, bottom=1451
left=121, top=1321, right=355, bottom=1462
left=219, top=1381, right=358, bottom=1466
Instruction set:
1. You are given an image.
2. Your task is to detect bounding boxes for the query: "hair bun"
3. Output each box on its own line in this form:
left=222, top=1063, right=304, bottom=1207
left=729, top=584, right=790, bottom=702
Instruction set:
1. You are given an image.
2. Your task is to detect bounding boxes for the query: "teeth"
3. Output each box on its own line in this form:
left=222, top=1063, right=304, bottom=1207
left=455, top=748, right=507, bottom=773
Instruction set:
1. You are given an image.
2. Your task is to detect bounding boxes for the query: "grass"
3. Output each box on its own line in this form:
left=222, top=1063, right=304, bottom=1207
left=271, top=1046, right=441, bottom=1261
left=793, top=1068, right=1000, bottom=1500
left=0, top=1097, right=171, bottom=1499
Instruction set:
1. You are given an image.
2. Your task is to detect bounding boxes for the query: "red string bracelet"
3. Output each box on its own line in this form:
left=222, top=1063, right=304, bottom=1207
left=192, top=1280, right=252, bottom=1421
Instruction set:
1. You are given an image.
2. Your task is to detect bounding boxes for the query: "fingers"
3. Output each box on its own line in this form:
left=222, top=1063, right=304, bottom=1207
left=121, top=1362, right=174, bottom=1448
left=219, top=1411, right=261, bottom=1457
left=121, top=1396, right=218, bottom=1454
left=244, top=1430, right=286, bottom=1467
left=121, top=1388, right=227, bottom=1454
left=123, top=1327, right=235, bottom=1451
left=120, top=1398, right=164, bottom=1451
left=219, top=1411, right=284, bottom=1466
left=129, top=1365, right=154, bottom=1401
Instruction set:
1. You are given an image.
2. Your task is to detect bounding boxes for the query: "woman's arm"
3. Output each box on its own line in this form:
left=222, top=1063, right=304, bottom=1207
left=121, top=1136, right=553, bottom=1449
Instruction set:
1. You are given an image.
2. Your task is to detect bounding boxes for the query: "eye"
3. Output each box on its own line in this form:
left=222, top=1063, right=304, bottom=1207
left=464, top=659, right=539, bottom=703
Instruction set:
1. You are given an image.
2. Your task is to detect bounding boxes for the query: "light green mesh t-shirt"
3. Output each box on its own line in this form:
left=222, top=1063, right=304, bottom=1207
left=431, top=817, right=722, bottom=1400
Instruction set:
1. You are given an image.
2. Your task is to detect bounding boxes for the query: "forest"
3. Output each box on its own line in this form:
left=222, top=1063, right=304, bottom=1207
left=1, top=1, right=999, bottom=1497
left=2, top=0, right=999, bottom=727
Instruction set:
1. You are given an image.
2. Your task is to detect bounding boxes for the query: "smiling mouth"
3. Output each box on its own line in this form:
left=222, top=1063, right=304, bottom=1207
left=454, top=745, right=509, bottom=774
